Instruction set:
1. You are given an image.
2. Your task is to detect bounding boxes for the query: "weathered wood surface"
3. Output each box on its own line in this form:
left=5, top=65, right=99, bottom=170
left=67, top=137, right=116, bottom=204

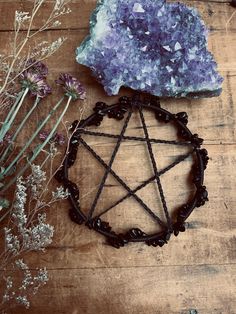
left=0, top=0, right=236, bottom=313
left=0, top=0, right=235, bottom=31
left=3, top=265, right=236, bottom=314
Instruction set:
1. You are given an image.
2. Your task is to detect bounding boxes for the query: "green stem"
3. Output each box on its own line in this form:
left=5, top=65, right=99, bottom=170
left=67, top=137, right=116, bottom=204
left=1, top=90, right=24, bottom=124
left=0, top=88, right=29, bottom=142
left=28, top=96, right=72, bottom=163
left=0, top=90, right=24, bottom=139
left=1, top=96, right=71, bottom=192
left=0, top=97, right=40, bottom=163
left=2, top=97, right=65, bottom=179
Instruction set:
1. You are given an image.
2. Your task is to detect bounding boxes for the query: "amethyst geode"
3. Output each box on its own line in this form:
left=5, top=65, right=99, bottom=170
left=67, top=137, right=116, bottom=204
left=76, top=0, right=223, bottom=98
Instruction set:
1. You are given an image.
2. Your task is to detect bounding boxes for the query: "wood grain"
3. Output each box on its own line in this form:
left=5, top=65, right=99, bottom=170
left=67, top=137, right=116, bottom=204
left=0, top=0, right=235, bottom=313
left=0, top=1, right=235, bottom=31
left=2, top=265, right=236, bottom=314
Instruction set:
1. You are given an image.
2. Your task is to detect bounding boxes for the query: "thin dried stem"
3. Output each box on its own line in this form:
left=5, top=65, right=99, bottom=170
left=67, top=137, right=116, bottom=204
left=0, top=0, right=70, bottom=104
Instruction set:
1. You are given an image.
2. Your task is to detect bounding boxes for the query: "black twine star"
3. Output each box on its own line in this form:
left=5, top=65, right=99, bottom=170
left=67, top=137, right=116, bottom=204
left=56, top=95, right=209, bottom=248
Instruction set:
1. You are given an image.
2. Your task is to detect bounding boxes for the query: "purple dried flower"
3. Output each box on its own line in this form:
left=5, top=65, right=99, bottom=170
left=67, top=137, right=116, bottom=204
left=55, top=73, right=86, bottom=100
left=20, top=72, right=51, bottom=98
left=26, top=59, right=49, bottom=77
left=54, top=133, right=65, bottom=146
left=20, top=59, right=51, bottom=98
left=39, top=130, right=65, bottom=146
left=39, top=131, right=50, bottom=142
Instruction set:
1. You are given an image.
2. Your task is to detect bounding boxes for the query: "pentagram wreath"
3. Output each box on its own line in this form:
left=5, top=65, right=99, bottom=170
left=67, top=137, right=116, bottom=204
left=56, top=94, right=209, bottom=249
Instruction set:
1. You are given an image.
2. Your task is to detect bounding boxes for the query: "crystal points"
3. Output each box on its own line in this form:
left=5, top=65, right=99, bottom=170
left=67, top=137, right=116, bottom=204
left=76, top=0, right=223, bottom=98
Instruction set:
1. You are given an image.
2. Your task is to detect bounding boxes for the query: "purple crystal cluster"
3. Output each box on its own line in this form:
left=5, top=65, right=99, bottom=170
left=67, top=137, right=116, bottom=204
left=76, top=0, right=223, bottom=98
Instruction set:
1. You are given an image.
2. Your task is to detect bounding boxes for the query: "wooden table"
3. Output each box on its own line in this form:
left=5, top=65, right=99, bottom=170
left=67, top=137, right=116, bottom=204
left=0, top=0, right=235, bottom=313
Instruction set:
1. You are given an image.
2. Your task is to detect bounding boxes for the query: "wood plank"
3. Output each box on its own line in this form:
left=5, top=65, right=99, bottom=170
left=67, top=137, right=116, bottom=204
left=4, top=265, right=236, bottom=314
left=0, top=0, right=235, bottom=31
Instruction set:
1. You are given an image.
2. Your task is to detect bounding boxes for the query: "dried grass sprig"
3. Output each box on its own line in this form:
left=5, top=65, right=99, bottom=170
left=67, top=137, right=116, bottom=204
left=0, top=0, right=70, bottom=110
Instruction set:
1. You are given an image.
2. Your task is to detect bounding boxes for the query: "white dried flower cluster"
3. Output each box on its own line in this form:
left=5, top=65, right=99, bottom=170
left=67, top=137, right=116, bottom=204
left=15, top=11, right=31, bottom=24
left=49, top=142, right=58, bottom=157
left=15, top=259, right=28, bottom=270
left=4, top=228, right=20, bottom=256
left=52, top=20, right=62, bottom=27
left=52, top=186, right=69, bottom=200
left=30, top=37, right=66, bottom=61
left=2, top=259, right=49, bottom=309
left=27, top=164, right=46, bottom=198
left=12, top=177, right=27, bottom=229
left=16, top=295, right=30, bottom=309
left=41, top=37, right=66, bottom=57
left=22, top=214, right=54, bottom=251
left=2, top=174, right=54, bottom=309
left=55, top=0, right=65, bottom=10
left=50, top=1, right=71, bottom=30
left=54, top=7, right=72, bottom=16
left=2, top=277, right=14, bottom=302
left=54, top=0, right=71, bottom=12
left=4, top=173, right=54, bottom=255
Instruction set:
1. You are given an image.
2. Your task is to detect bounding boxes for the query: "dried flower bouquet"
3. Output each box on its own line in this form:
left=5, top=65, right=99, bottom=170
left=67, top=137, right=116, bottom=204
left=0, top=0, right=85, bottom=311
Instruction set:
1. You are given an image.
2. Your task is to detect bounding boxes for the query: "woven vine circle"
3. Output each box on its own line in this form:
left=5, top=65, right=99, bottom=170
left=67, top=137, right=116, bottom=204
left=56, top=95, right=209, bottom=249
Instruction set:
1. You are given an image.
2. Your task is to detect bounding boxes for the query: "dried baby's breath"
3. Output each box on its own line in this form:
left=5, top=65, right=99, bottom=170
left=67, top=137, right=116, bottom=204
left=15, top=11, right=31, bottom=25
left=2, top=260, right=49, bottom=309
left=1, top=162, right=65, bottom=310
